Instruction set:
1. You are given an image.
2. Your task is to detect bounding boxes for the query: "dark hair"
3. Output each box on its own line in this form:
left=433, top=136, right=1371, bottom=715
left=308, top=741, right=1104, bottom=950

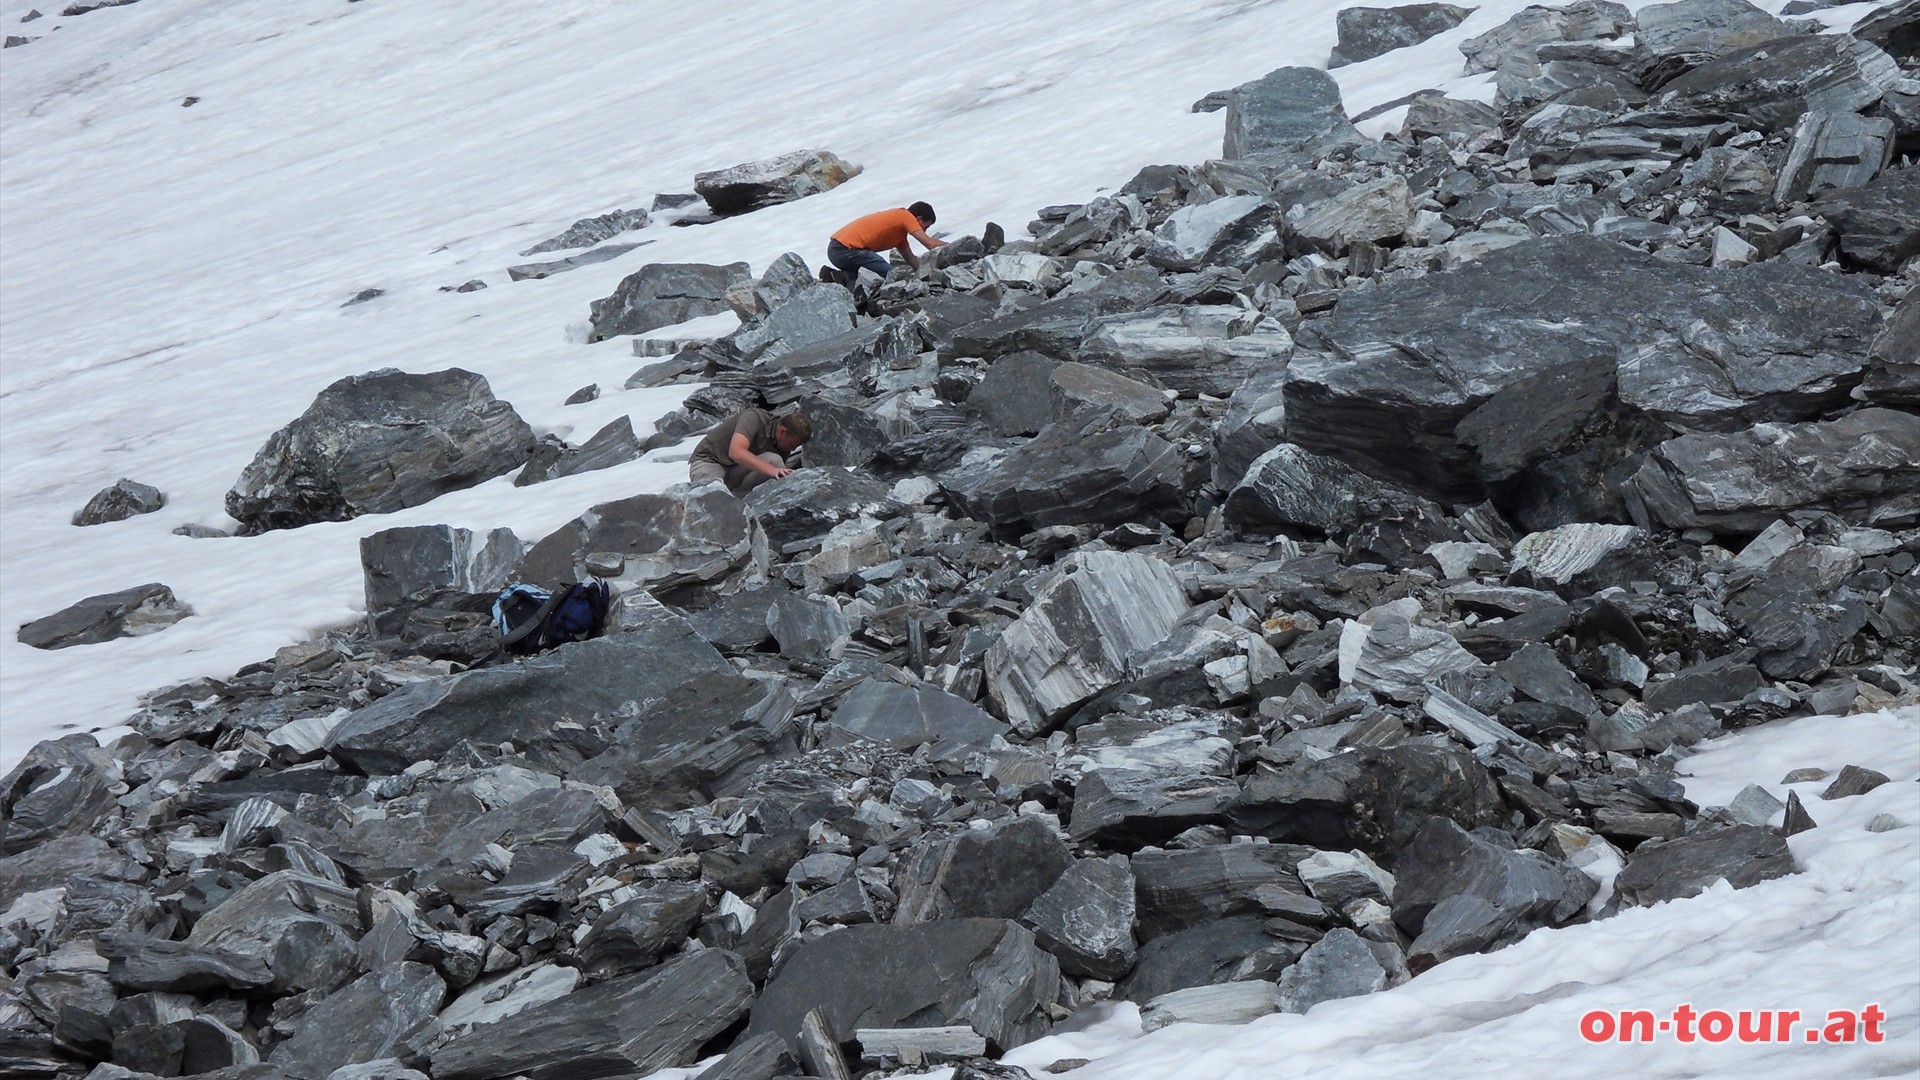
left=777, top=412, right=812, bottom=442
left=908, top=201, right=936, bottom=225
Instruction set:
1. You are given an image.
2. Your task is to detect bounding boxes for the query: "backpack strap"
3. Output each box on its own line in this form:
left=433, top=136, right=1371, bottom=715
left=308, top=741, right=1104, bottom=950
left=499, top=587, right=570, bottom=648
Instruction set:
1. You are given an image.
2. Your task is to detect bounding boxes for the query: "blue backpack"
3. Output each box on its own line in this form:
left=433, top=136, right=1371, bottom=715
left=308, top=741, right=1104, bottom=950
left=493, top=580, right=612, bottom=655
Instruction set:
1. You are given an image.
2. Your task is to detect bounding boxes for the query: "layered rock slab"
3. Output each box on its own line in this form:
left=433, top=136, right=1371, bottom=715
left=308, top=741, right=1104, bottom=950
left=1283, top=236, right=1882, bottom=502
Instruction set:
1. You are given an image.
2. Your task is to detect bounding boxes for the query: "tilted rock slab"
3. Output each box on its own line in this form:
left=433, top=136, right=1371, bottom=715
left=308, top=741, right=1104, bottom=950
left=693, top=149, right=862, bottom=216
left=985, top=550, right=1191, bottom=736
left=324, top=617, right=737, bottom=774
left=432, top=948, right=752, bottom=1080
left=587, top=261, right=750, bottom=342
left=518, top=485, right=769, bottom=597
left=16, top=583, right=192, bottom=650
left=1655, top=32, right=1899, bottom=133
left=942, top=420, right=1185, bottom=536
left=1330, top=3, right=1474, bottom=68
left=1222, top=67, right=1365, bottom=158
left=1078, top=304, right=1293, bottom=397
left=1812, top=164, right=1920, bottom=273
left=360, top=525, right=522, bottom=639
left=226, top=368, right=534, bottom=532
left=747, top=919, right=1059, bottom=1053
left=1144, top=196, right=1285, bottom=272
left=1622, top=407, right=1920, bottom=531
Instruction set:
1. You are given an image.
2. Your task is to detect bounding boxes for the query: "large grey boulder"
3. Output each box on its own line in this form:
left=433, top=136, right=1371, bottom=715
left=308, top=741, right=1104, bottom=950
left=17, top=583, right=191, bottom=650
left=1392, top=818, right=1596, bottom=969
left=1329, top=4, right=1475, bottom=68
left=693, top=149, right=861, bottom=216
left=72, top=478, right=165, bottom=526
left=1282, top=236, right=1882, bottom=503
left=226, top=369, right=535, bottom=532
left=1632, top=0, right=1790, bottom=88
left=1130, top=844, right=1317, bottom=938
left=1116, top=915, right=1297, bottom=1002
left=1, top=735, right=122, bottom=854
left=576, top=882, right=707, bottom=977
left=1613, top=824, right=1795, bottom=906
left=1222, top=67, right=1365, bottom=158
left=984, top=551, right=1190, bottom=736
left=1047, top=362, right=1174, bottom=426
left=518, top=486, right=768, bottom=598
left=1811, top=165, right=1920, bottom=273
left=1145, top=197, right=1285, bottom=272
left=941, top=420, right=1185, bottom=535
left=1338, top=599, right=1485, bottom=701
left=359, top=525, right=522, bottom=639
left=185, top=870, right=363, bottom=993
left=1622, top=408, right=1920, bottom=531
left=1275, top=928, right=1389, bottom=1012
left=943, top=295, right=1113, bottom=363
left=432, top=949, right=752, bottom=1080
left=588, top=262, right=751, bottom=342
left=747, top=920, right=1059, bottom=1053
left=268, top=962, right=445, bottom=1080
left=1655, top=33, right=1900, bottom=132
left=324, top=615, right=736, bottom=774
left=1078, top=305, right=1294, bottom=397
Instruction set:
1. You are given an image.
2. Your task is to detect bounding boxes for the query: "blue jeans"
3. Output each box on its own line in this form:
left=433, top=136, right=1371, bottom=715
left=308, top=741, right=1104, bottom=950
left=827, top=239, right=891, bottom=287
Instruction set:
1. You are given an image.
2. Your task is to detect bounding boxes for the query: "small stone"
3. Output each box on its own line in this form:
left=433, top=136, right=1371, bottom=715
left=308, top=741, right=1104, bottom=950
left=1864, top=814, right=1906, bottom=833
left=72, top=479, right=166, bottom=526
left=565, top=384, right=600, bottom=405
left=1781, top=767, right=1829, bottom=784
left=1820, top=765, right=1892, bottom=801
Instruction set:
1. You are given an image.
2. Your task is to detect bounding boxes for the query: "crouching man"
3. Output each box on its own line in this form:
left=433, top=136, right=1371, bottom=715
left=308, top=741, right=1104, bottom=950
left=688, top=408, right=811, bottom=496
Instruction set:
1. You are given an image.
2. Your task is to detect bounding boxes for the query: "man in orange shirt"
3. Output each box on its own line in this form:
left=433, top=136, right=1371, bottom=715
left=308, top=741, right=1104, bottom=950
left=826, top=201, right=946, bottom=290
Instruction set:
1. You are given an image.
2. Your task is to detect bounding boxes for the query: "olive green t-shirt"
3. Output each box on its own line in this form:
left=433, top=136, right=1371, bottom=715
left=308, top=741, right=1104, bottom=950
left=690, top=408, right=777, bottom=469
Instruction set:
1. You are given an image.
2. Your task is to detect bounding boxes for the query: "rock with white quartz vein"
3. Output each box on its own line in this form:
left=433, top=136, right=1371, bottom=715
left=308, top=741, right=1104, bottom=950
left=985, top=551, right=1190, bottom=735
left=1338, top=599, right=1484, bottom=702
left=1510, top=523, right=1644, bottom=585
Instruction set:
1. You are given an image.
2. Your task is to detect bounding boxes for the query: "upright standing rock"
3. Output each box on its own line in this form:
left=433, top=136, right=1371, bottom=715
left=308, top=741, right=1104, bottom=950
left=1222, top=67, right=1365, bottom=158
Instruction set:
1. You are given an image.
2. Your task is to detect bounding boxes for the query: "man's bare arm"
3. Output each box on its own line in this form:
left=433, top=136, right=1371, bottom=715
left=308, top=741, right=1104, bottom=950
left=729, top=432, right=791, bottom=478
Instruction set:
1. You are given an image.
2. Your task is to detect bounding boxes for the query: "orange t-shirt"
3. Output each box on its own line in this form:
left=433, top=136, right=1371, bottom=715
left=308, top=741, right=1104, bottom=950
left=832, top=208, right=921, bottom=252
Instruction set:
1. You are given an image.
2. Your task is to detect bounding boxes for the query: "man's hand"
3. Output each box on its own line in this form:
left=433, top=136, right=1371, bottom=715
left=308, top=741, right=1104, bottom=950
left=768, top=467, right=794, bottom=480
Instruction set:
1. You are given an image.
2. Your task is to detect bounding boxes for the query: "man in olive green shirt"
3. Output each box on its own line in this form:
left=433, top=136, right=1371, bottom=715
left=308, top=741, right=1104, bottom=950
left=688, top=408, right=812, bottom=496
